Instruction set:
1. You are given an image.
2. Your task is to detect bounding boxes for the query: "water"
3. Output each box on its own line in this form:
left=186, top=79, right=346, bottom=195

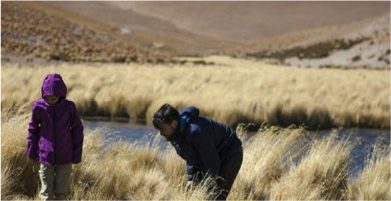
left=83, top=120, right=169, bottom=150
left=83, top=120, right=390, bottom=177
left=315, top=128, right=390, bottom=177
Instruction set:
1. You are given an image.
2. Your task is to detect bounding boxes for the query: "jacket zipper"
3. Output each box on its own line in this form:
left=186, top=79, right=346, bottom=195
left=52, top=107, right=56, bottom=165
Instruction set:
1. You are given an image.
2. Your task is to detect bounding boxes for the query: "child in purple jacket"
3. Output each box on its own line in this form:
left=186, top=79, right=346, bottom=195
left=27, top=73, right=84, bottom=200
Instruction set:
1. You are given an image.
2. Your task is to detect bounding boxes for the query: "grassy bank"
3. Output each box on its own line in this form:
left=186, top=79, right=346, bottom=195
left=2, top=56, right=389, bottom=129
left=1, top=111, right=389, bottom=200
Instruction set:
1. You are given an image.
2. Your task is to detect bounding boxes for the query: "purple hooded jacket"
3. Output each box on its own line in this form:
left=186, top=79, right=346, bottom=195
left=27, top=73, right=84, bottom=166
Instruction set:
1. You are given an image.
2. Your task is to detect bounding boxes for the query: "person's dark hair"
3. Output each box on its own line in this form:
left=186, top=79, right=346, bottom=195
left=153, top=104, right=180, bottom=129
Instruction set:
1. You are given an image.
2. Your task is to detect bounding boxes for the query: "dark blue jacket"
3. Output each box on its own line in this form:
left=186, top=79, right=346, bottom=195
left=168, top=107, right=242, bottom=181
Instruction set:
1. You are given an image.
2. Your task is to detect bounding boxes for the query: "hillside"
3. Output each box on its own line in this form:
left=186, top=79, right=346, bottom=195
left=125, top=1, right=389, bottom=43
left=1, top=1, right=389, bottom=68
left=45, top=1, right=239, bottom=56
left=1, top=1, right=171, bottom=64
left=243, top=14, right=390, bottom=69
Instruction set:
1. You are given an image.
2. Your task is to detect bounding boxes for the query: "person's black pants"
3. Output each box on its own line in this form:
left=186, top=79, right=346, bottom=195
left=193, top=147, right=243, bottom=200
left=216, top=147, right=243, bottom=200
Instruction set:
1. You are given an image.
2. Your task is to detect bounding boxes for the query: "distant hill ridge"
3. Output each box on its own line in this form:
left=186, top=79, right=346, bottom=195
left=1, top=2, right=171, bottom=64
left=1, top=1, right=390, bottom=68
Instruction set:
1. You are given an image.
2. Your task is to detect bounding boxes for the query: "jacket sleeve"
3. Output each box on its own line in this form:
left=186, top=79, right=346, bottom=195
left=70, top=102, right=84, bottom=164
left=192, top=130, right=220, bottom=177
left=27, top=104, right=40, bottom=160
left=186, top=162, right=195, bottom=181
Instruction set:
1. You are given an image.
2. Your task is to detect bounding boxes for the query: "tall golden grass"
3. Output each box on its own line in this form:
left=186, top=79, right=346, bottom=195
left=2, top=56, right=390, bottom=129
left=1, top=112, right=215, bottom=200
left=2, top=111, right=389, bottom=200
left=270, top=132, right=351, bottom=199
left=347, top=146, right=391, bottom=200
left=232, top=127, right=308, bottom=200
left=1, top=114, right=39, bottom=199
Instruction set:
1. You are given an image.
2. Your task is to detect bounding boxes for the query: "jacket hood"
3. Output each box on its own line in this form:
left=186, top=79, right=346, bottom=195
left=169, top=106, right=200, bottom=141
left=181, top=106, right=200, bottom=119
left=41, top=73, right=67, bottom=98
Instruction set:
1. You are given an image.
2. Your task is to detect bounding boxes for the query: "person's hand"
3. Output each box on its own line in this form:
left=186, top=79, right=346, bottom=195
left=185, top=181, right=193, bottom=191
